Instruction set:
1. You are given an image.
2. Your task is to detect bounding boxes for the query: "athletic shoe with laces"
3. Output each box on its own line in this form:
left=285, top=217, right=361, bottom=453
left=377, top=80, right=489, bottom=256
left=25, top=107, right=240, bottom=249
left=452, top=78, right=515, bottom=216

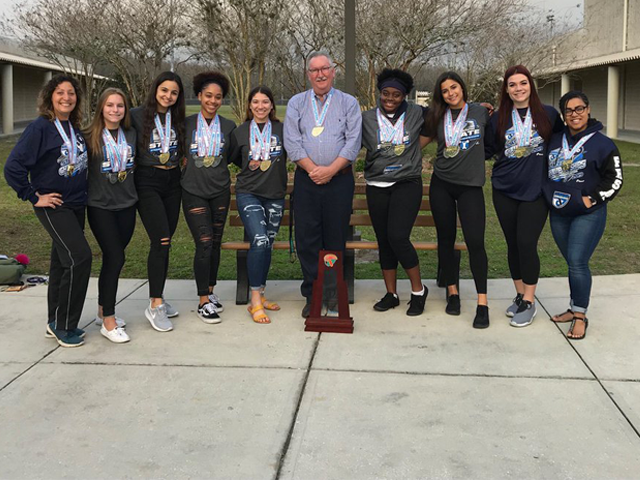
left=163, top=299, right=179, bottom=318
left=145, top=302, right=173, bottom=332
left=94, top=316, right=126, bottom=328
left=46, top=323, right=85, bottom=348
left=505, top=293, right=524, bottom=318
left=45, top=323, right=85, bottom=339
left=445, top=294, right=461, bottom=316
left=208, top=292, right=224, bottom=313
left=373, top=292, right=400, bottom=312
left=198, top=302, right=222, bottom=324
left=406, top=285, right=429, bottom=316
left=510, top=300, right=537, bottom=327
left=100, top=325, right=130, bottom=344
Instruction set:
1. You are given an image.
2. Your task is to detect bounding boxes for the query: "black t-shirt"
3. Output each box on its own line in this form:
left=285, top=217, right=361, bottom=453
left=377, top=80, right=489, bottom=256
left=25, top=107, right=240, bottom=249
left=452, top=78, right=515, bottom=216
left=230, top=120, right=288, bottom=199
left=181, top=113, right=236, bottom=199
left=130, top=107, right=181, bottom=168
left=87, top=127, right=138, bottom=210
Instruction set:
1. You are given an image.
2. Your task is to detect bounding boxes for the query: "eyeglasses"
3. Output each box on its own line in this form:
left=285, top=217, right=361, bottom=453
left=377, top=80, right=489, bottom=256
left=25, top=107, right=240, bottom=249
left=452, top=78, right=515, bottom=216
left=564, top=105, right=588, bottom=116
left=308, top=66, right=333, bottom=75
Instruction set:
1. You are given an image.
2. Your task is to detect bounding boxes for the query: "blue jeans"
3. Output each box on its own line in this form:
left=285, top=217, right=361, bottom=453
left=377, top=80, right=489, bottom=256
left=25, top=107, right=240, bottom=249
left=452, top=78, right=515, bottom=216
left=550, top=205, right=607, bottom=313
left=236, top=193, right=285, bottom=290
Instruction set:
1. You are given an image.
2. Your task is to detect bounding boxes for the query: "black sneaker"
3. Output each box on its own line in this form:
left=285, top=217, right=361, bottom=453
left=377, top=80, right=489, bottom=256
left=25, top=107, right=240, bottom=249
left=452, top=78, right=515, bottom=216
left=445, top=294, right=461, bottom=316
left=406, top=285, right=429, bottom=316
left=46, top=323, right=85, bottom=348
left=473, top=305, right=490, bottom=329
left=374, top=292, right=400, bottom=312
left=301, top=302, right=311, bottom=318
left=197, top=302, right=221, bottom=324
left=45, top=322, right=86, bottom=339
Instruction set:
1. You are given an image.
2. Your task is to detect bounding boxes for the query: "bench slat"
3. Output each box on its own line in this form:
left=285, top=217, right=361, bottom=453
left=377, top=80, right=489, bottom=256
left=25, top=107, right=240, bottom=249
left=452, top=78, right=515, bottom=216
left=221, top=240, right=467, bottom=251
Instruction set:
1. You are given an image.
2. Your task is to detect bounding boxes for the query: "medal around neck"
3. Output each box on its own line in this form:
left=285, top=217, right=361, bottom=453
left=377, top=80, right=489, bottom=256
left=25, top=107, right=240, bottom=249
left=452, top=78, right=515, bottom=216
left=259, top=160, right=272, bottom=171
left=376, top=108, right=406, bottom=154
left=511, top=107, right=533, bottom=153
left=54, top=118, right=78, bottom=176
left=444, top=146, right=460, bottom=158
left=159, top=152, right=170, bottom=164
left=443, top=104, right=469, bottom=158
left=197, top=113, right=222, bottom=164
left=311, top=89, right=333, bottom=138
left=154, top=111, right=172, bottom=163
left=312, top=126, right=324, bottom=137
left=394, top=144, right=405, bottom=156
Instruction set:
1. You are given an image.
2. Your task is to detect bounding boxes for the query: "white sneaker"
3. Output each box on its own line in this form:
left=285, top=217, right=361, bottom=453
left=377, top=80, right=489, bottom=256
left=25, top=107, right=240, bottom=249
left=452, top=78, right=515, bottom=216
left=208, top=292, right=224, bottom=313
left=100, top=326, right=130, bottom=343
left=95, top=316, right=126, bottom=328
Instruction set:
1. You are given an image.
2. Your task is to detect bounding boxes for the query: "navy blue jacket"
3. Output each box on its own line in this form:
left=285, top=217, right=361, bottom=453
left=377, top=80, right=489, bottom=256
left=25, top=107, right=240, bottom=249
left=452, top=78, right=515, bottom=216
left=486, top=105, right=563, bottom=201
left=544, top=119, right=623, bottom=216
left=4, top=116, right=88, bottom=205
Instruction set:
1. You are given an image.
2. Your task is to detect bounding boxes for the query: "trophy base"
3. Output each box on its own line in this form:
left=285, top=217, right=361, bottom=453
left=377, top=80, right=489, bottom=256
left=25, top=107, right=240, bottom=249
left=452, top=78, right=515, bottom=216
left=304, top=316, right=354, bottom=334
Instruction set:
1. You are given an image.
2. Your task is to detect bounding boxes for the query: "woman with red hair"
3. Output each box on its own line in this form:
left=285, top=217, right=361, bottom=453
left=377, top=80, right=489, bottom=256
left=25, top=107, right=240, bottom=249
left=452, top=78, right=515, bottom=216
left=485, top=65, right=564, bottom=328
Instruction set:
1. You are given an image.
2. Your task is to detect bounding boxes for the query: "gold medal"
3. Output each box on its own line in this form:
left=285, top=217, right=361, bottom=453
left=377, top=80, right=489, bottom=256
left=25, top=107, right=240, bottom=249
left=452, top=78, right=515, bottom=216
left=159, top=152, right=170, bottom=164
left=444, top=146, right=460, bottom=158
left=203, top=156, right=215, bottom=168
left=312, top=126, right=324, bottom=137
left=118, top=171, right=127, bottom=182
left=394, top=144, right=405, bottom=156
left=259, top=160, right=272, bottom=171
left=67, top=164, right=75, bottom=175
left=514, top=146, right=527, bottom=158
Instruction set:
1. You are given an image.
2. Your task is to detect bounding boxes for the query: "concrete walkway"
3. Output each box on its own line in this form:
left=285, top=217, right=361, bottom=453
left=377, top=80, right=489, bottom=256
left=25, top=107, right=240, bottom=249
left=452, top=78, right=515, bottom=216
left=1, top=275, right=639, bottom=479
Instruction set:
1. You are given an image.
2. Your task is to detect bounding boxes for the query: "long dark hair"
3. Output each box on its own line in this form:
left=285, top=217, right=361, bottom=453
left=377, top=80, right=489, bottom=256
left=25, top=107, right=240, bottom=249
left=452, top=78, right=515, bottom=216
left=424, top=71, right=468, bottom=139
left=496, top=65, right=551, bottom=143
left=244, top=86, right=278, bottom=122
left=38, top=75, right=83, bottom=127
left=142, top=71, right=185, bottom=155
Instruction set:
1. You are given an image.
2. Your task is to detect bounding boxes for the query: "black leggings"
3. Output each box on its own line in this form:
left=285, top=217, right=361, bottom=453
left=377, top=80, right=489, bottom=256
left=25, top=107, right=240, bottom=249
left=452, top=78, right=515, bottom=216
left=135, top=166, right=182, bottom=298
left=182, top=189, right=230, bottom=296
left=492, top=188, right=549, bottom=285
left=429, top=174, right=488, bottom=294
left=87, top=205, right=136, bottom=317
left=366, top=179, right=422, bottom=271
left=34, top=204, right=92, bottom=331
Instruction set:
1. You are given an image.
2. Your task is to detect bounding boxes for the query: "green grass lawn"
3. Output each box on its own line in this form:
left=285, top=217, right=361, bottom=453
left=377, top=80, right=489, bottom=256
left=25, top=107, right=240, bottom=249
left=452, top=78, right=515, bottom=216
left=1, top=131, right=638, bottom=282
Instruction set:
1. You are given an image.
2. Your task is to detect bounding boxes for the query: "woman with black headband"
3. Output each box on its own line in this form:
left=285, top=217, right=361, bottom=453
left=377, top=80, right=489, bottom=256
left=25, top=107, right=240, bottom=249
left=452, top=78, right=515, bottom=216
left=362, top=68, right=430, bottom=316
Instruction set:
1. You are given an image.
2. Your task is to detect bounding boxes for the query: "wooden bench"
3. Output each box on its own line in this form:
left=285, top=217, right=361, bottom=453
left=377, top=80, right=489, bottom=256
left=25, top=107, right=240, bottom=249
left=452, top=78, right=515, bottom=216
left=222, top=183, right=467, bottom=304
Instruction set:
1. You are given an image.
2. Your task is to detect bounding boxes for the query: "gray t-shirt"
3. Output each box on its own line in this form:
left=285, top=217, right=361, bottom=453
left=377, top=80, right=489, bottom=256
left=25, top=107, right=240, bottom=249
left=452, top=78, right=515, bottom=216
left=230, top=120, right=288, bottom=199
left=434, top=103, right=489, bottom=187
left=362, top=102, right=425, bottom=183
left=87, top=127, right=138, bottom=210
left=130, top=107, right=181, bottom=168
left=181, top=113, right=236, bottom=199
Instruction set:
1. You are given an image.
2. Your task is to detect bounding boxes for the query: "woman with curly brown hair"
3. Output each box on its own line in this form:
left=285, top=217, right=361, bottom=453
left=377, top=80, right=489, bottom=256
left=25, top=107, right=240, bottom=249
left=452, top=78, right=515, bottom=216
left=4, top=75, right=91, bottom=347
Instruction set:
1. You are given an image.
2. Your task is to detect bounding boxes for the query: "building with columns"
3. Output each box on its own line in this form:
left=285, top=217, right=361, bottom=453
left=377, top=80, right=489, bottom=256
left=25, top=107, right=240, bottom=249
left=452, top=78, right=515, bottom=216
left=537, top=0, right=640, bottom=142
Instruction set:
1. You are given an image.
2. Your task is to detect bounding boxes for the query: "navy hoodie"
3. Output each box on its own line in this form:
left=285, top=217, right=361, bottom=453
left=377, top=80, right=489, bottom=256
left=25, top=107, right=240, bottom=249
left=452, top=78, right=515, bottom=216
left=4, top=116, right=88, bottom=205
left=544, top=119, right=623, bottom=216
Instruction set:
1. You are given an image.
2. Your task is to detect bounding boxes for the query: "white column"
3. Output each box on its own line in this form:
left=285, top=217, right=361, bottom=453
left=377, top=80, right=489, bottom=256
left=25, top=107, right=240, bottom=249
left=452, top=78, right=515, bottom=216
left=1, top=64, right=14, bottom=135
left=44, top=70, right=53, bottom=84
left=561, top=74, right=570, bottom=96
left=607, top=65, right=620, bottom=139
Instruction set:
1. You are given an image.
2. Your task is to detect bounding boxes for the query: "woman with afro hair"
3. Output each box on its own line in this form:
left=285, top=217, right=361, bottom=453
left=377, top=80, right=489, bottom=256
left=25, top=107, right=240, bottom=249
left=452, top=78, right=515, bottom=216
left=181, top=71, right=236, bottom=324
left=361, top=68, right=431, bottom=316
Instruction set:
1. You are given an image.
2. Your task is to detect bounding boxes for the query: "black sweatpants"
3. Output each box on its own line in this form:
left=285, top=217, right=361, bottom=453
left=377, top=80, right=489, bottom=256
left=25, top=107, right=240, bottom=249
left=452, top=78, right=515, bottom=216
left=87, top=205, right=136, bottom=317
left=293, top=167, right=354, bottom=300
left=366, top=178, right=421, bottom=271
left=492, top=188, right=549, bottom=285
left=135, top=166, right=182, bottom=298
left=34, top=204, right=92, bottom=332
left=429, top=174, right=488, bottom=294
left=182, top=189, right=230, bottom=296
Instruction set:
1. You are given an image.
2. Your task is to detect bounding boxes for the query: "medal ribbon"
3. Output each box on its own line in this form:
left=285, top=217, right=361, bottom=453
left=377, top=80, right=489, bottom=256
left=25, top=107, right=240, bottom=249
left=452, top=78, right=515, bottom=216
left=154, top=111, right=172, bottom=154
left=102, top=128, right=129, bottom=172
left=197, top=113, right=221, bottom=157
left=511, top=108, right=533, bottom=147
left=54, top=118, right=77, bottom=165
left=376, top=109, right=406, bottom=145
left=311, top=88, right=334, bottom=128
left=250, top=120, right=272, bottom=161
left=444, top=104, right=469, bottom=148
left=561, top=132, right=596, bottom=162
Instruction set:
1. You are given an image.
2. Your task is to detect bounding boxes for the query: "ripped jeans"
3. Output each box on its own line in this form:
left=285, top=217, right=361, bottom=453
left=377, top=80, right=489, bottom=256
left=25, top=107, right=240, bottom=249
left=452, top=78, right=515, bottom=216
left=235, top=193, right=285, bottom=290
left=182, top=189, right=230, bottom=296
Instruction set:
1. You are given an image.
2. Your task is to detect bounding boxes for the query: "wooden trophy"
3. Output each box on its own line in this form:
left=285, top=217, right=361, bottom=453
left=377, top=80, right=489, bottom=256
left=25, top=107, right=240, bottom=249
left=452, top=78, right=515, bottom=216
left=304, top=249, right=354, bottom=334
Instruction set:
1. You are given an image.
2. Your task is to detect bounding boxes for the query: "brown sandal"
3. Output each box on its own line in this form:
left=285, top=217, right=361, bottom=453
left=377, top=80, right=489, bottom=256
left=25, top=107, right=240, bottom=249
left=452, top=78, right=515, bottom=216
left=551, top=309, right=574, bottom=323
left=248, top=304, right=270, bottom=324
left=567, top=316, right=588, bottom=340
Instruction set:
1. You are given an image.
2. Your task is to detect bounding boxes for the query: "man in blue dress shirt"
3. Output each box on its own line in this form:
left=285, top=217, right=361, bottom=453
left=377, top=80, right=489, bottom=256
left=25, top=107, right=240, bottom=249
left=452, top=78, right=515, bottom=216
left=284, top=52, right=362, bottom=317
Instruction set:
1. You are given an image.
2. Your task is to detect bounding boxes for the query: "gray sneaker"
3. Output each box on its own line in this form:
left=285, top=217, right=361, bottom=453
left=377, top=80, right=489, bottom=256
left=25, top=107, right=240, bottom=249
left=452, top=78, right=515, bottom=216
left=163, top=300, right=179, bottom=318
left=505, top=293, right=524, bottom=318
left=510, top=300, right=537, bottom=327
left=145, top=303, right=174, bottom=332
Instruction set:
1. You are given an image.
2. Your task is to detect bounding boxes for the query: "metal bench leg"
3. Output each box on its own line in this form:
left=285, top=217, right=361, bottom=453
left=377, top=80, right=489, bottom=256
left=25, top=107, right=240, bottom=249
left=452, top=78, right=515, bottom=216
left=236, top=250, right=250, bottom=305
left=344, top=249, right=355, bottom=304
